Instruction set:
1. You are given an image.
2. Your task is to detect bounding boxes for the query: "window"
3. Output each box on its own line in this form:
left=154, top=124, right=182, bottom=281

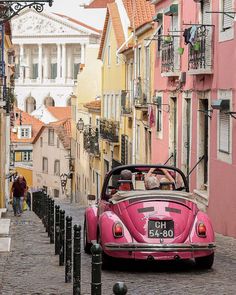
left=22, top=151, right=31, bottom=162
left=219, top=100, right=230, bottom=153
left=57, top=138, right=60, bottom=148
left=222, top=0, right=233, bottom=31
left=54, top=160, right=60, bottom=176
left=32, top=63, right=38, bottom=79
left=44, top=96, right=55, bottom=107
left=107, top=45, right=111, bottom=65
left=136, top=124, right=140, bottom=155
left=50, top=63, right=57, bottom=79
left=137, top=47, right=141, bottom=77
left=73, top=63, right=80, bottom=80
left=25, top=96, right=36, bottom=113
left=20, top=127, right=31, bottom=139
left=40, top=137, right=43, bottom=147
left=42, top=157, right=48, bottom=173
left=145, top=46, right=151, bottom=101
left=48, top=129, right=54, bottom=145
left=156, top=98, right=162, bottom=132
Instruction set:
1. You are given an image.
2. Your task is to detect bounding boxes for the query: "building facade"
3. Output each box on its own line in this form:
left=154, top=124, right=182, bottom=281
left=33, top=118, right=72, bottom=198
left=149, top=0, right=236, bottom=237
left=11, top=9, right=101, bottom=112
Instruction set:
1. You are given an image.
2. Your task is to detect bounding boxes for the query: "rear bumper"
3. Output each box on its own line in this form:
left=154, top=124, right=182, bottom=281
left=104, top=242, right=216, bottom=252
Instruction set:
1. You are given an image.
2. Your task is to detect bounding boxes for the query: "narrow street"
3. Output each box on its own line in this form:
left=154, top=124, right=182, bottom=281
left=0, top=200, right=235, bottom=294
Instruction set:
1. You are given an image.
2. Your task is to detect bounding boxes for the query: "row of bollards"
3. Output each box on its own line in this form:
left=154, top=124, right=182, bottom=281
left=32, top=191, right=128, bottom=295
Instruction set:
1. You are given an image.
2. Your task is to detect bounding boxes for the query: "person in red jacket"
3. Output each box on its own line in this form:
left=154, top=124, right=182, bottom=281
left=10, top=175, right=27, bottom=216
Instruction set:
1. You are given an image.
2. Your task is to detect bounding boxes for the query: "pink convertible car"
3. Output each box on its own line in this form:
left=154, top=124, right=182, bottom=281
left=84, top=165, right=215, bottom=269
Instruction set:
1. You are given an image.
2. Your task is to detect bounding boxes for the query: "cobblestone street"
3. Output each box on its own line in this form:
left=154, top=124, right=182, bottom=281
left=0, top=200, right=236, bottom=295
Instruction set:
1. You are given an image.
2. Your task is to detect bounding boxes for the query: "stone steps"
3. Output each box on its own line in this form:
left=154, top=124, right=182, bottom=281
left=0, top=209, right=11, bottom=252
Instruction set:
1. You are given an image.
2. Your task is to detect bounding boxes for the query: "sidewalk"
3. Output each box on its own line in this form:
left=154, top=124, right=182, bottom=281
left=0, top=210, right=72, bottom=295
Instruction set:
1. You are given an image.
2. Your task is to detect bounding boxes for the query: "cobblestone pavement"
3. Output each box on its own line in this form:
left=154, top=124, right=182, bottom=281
left=0, top=200, right=236, bottom=295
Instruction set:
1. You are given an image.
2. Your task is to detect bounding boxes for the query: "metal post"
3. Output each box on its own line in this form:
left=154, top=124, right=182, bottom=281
left=48, top=197, right=51, bottom=237
left=73, top=225, right=81, bottom=295
left=45, top=195, right=49, bottom=233
left=65, top=216, right=72, bottom=283
left=91, top=244, right=102, bottom=295
left=50, top=199, right=55, bottom=244
left=55, top=205, right=60, bottom=255
left=113, top=282, right=128, bottom=295
left=59, top=210, right=65, bottom=266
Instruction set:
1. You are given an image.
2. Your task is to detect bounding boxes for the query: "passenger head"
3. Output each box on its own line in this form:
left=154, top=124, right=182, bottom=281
left=160, top=177, right=172, bottom=190
left=120, top=169, right=132, bottom=180
left=144, top=176, right=160, bottom=190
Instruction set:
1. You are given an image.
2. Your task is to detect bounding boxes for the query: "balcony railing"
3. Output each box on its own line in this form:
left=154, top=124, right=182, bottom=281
left=83, top=127, right=100, bottom=157
left=188, top=25, right=213, bottom=74
left=161, top=38, right=179, bottom=76
left=100, top=118, right=119, bottom=143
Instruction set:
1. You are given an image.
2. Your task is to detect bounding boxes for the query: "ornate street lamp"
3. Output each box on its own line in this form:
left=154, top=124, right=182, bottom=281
left=76, top=118, right=84, bottom=132
left=0, top=0, right=53, bottom=23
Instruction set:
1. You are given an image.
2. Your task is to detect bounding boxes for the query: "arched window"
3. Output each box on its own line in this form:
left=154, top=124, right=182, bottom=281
left=25, top=96, right=36, bottom=113
left=44, top=96, right=55, bottom=107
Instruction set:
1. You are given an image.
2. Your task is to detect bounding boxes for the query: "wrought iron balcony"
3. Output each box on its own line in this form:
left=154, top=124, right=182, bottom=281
left=83, top=126, right=100, bottom=157
left=161, top=38, right=179, bottom=76
left=100, top=118, right=119, bottom=143
left=134, top=77, right=149, bottom=109
left=188, top=25, right=213, bottom=74
left=0, top=86, right=15, bottom=114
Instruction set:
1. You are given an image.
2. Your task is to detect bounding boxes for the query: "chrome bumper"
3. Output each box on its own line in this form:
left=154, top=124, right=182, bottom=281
left=104, top=242, right=216, bottom=252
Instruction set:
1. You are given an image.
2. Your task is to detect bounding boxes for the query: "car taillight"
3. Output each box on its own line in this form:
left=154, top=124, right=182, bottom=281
left=197, top=222, right=206, bottom=237
left=113, top=222, right=123, bottom=238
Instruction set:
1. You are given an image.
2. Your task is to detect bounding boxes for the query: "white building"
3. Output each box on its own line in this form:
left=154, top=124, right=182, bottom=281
left=11, top=9, right=101, bottom=112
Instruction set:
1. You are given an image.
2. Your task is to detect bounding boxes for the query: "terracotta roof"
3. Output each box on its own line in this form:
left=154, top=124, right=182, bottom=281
left=49, top=119, right=71, bottom=150
left=84, top=100, right=101, bottom=111
left=98, top=2, right=125, bottom=59
left=11, top=108, right=44, bottom=144
left=123, top=0, right=155, bottom=30
left=47, top=106, right=71, bottom=121
left=85, top=0, right=114, bottom=9
left=54, top=13, right=101, bottom=34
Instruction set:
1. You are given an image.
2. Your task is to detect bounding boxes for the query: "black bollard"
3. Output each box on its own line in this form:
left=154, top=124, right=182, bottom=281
left=65, top=216, right=72, bottom=283
left=113, top=282, right=128, bottom=295
left=91, top=244, right=102, bottom=295
left=45, top=195, right=49, bottom=233
left=42, top=193, right=46, bottom=227
left=59, top=210, right=65, bottom=266
left=50, top=199, right=55, bottom=244
left=48, top=197, right=51, bottom=237
left=55, top=205, right=60, bottom=255
left=73, top=225, right=81, bottom=295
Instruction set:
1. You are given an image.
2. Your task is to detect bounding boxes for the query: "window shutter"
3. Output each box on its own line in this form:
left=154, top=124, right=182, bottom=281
left=219, top=111, right=230, bottom=153
left=223, top=0, right=233, bottom=30
left=172, top=15, right=179, bottom=70
left=203, top=0, right=211, bottom=24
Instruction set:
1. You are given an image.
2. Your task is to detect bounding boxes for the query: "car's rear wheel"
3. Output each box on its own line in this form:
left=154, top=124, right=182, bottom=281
left=83, top=219, right=92, bottom=254
left=195, top=253, right=214, bottom=269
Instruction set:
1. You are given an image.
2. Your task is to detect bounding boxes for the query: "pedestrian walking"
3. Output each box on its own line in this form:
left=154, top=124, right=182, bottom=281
left=25, top=186, right=31, bottom=211
left=10, top=175, right=27, bottom=216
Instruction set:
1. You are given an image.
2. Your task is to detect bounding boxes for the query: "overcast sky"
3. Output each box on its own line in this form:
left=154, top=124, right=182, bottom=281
left=45, top=0, right=106, bottom=30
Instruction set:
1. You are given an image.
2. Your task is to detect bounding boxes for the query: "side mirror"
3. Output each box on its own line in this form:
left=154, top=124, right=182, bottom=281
left=87, top=194, right=96, bottom=201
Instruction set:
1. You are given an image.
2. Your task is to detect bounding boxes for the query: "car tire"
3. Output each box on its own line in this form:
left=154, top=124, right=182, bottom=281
left=195, top=253, right=214, bottom=269
left=83, top=219, right=92, bottom=254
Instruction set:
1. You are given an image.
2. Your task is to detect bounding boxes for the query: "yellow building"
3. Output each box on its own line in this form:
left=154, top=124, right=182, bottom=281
left=98, top=0, right=155, bottom=184
left=0, top=22, right=15, bottom=208
left=72, top=44, right=102, bottom=204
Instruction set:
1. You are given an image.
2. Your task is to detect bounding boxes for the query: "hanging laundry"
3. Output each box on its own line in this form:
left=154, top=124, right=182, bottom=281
left=189, top=25, right=197, bottom=45
left=148, top=105, right=155, bottom=128
left=183, top=27, right=192, bottom=45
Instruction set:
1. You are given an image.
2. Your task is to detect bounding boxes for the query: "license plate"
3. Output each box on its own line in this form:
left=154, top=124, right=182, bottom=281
left=148, top=220, right=174, bottom=238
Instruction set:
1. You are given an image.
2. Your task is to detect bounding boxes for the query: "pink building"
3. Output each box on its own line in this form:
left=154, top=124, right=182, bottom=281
left=150, top=0, right=236, bottom=237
